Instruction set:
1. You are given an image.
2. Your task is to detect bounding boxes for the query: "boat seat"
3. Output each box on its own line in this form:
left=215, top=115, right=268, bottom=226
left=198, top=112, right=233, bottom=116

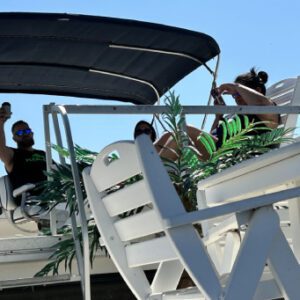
left=0, top=175, right=17, bottom=211
left=0, top=175, right=68, bottom=232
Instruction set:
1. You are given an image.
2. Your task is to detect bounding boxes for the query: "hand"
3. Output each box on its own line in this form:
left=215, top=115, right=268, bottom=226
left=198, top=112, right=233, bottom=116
left=0, top=108, right=11, bottom=124
left=211, top=88, right=225, bottom=105
left=213, top=97, right=225, bottom=106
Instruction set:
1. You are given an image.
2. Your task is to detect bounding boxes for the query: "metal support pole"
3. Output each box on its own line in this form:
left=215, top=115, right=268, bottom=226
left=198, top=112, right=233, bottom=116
left=43, top=107, right=57, bottom=236
left=50, top=104, right=66, bottom=165
left=55, top=105, right=91, bottom=300
left=201, top=54, right=221, bottom=130
left=51, top=105, right=88, bottom=293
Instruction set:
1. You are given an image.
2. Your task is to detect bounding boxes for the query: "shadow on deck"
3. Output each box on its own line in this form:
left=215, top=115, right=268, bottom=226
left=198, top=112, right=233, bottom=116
left=0, top=273, right=136, bottom=300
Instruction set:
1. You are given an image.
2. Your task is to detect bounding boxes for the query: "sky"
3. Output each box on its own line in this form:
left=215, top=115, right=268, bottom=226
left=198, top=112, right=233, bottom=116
left=0, top=0, right=300, bottom=175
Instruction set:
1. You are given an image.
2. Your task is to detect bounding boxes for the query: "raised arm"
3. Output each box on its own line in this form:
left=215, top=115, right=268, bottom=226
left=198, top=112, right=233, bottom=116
left=210, top=89, right=226, bottom=133
left=217, top=83, right=279, bottom=128
left=0, top=109, right=14, bottom=172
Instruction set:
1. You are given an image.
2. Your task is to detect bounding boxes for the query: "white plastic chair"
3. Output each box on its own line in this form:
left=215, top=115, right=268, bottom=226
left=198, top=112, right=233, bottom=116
left=83, top=134, right=300, bottom=299
left=198, top=140, right=300, bottom=264
left=266, top=76, right=300, bottom=132
left=197, top=76, right=300, bottom=276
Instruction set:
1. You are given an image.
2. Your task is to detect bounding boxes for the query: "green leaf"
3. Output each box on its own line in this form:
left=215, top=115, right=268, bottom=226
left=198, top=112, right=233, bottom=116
left=219, top=120, right=228, bottom=145
left=201, top=131, right=216, bottom=152
left=235, top=115, right=242, bottom=132
left=243, top=115, right=249, bottom=128
left=230, top=118, right=237, bottom=136
left=199, top=135, right=213, bottom=156
left=226, top=118, right=234, bottom=137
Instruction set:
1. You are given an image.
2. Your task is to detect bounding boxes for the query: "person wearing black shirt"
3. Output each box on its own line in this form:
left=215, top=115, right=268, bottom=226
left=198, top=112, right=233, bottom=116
left=0, top=114, right=47, bottom=206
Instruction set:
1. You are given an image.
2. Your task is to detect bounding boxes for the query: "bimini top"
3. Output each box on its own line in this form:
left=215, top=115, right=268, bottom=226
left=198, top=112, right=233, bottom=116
left=0, top=12, right=220, bottom=105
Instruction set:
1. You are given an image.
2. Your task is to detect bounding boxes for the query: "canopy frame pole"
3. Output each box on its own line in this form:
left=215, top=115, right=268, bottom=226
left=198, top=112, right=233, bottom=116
left=43, top=104, right=91, bottom=300
left=201, top=54, right=221, bottom=130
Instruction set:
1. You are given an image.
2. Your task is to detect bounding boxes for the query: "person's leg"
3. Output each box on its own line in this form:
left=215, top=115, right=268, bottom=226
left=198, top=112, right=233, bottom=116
left=154, top=132, right=178, bottom=161
left=186, top=125, right=215, bottom=161
left=154, top=125, right=218, bottom=161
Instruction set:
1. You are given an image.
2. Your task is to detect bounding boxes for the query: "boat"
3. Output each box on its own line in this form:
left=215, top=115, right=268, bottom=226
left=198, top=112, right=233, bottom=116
left=0, top=12, right=220, bottom=299
left=0, top=12, right=299, bottom=300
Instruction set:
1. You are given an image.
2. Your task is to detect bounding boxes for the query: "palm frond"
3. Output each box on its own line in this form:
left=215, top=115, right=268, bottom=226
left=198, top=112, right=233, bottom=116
left=35, top=223, right=104, bottom=277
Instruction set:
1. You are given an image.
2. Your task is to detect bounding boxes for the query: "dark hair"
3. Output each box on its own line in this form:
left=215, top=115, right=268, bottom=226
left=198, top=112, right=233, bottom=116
left=134, top=120, right=157, bottom=142
left=11, top=120, right=30, bottom=133
left=234, top=67, right=268, bottom=95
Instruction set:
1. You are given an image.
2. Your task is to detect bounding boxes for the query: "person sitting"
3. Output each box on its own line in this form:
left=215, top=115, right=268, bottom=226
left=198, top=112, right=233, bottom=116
left=0, top=113, right=48, bottom=206
left=134, top=120, right=174, bottom=155
left=155, top=68, right=280, bottom=161
left=211, top=68, right=279, bottom=147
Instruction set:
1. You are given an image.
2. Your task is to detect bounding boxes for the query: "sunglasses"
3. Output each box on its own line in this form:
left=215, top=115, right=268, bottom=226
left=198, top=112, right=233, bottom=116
left=135, top=128, right=152, bottom=135
left=14, top=129, right=33, bottom=136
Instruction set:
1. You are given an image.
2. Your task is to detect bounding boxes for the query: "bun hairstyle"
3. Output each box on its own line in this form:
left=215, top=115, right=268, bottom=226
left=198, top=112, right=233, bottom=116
left=235, top=67, right=269, bottom=95
left=257, top=70, right=268, bottom=84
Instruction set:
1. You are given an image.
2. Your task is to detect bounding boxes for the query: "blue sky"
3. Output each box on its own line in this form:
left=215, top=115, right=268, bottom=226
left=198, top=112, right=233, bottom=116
left=1, top=0, right=300, bottom=175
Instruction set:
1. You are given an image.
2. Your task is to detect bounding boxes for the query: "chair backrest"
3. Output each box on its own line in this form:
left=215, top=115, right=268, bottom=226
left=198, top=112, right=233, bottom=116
left=266, top=76, right=300, bottom=131
left=0, top=175, right=17, bottom=211
left=83, top=139, right=178, bottom=299
left=83, top=136, right=222, bottom=299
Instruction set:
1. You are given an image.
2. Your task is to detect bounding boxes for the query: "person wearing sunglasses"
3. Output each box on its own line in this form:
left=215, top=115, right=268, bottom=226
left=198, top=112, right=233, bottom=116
left=0, top=114, right=47, bottom=206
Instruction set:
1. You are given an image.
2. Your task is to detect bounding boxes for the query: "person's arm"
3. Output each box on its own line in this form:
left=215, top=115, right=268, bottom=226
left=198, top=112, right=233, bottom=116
left=210, top=92, right=226, bottom=133
left=217, top=83, right=279, bottom=128
left=0, top=109, right=14, bottom=172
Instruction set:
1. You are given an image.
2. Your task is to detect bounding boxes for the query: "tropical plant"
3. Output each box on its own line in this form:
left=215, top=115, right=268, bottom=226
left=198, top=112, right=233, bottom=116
left=157, top=92, right=294, bottom=212
left=160, top=91, right=200, bottom=211
left=189, top=118, right=294, bottom=183
left=37, top=145, right=98, bottom=214
left=35, top=91, right=294, bottom=276
left=34, top=221, right=104, bottom=277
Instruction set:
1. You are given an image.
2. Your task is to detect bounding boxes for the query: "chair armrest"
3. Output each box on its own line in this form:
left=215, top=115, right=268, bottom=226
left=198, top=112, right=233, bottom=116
left=13, top=183, right=36, bottom=198
left=164, top=186, right=300, bottom=229
left=197, top=141, right=300, bottom=191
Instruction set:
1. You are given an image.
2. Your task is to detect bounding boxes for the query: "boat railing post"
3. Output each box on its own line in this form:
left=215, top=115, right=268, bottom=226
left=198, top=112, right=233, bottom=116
left=51, top=104, right=67, bottom=165
left=55, top=105, right=91, bottom=300
left=43, top=105, right=58, bottom=235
